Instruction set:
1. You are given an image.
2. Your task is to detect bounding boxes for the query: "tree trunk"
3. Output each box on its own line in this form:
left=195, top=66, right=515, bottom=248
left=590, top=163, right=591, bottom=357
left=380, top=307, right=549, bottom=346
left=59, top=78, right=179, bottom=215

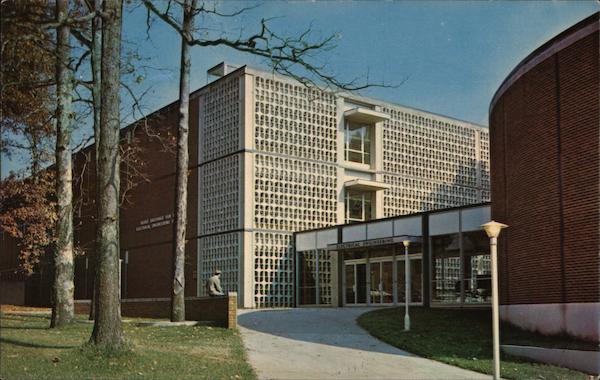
left=88, top=0, right=103, bottom=322
left=90, top=0, right=124, bottom=348
left=170, top=0, right=196, bottom=322
left=51, top=0, right=75, bottom=328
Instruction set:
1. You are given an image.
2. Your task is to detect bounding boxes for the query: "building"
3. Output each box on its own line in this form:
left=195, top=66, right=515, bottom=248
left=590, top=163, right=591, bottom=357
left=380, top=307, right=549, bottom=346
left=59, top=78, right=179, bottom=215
left=0, top=62, right=490, bottom=309
left=489, top=13, right=598, bottom=342
left=195, top=63, right=490, bottom=308
left=294, top=203, right=492, bottom=308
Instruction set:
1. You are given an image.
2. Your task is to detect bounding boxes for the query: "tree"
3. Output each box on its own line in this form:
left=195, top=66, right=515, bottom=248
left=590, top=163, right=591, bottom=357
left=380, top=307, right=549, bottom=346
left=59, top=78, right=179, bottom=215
left=169, top=0, right=197, bottom=322
left=142, top=0, right=390, bottom=322
left=51, top=0, right=76, bottom=328
left=84, top=0, right=104, bottom=322
left=1, top=1, right=56, bottom=275
left=0, top=171, right=57, bottom=275
left=90, top=0, right=124, bottom=348
left=1, top=0, right=55, bottom=175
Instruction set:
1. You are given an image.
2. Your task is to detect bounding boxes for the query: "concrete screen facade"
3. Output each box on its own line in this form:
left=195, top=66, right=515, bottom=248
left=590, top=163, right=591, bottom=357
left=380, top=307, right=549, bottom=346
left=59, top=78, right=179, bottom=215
left=198, top=64, right=489, bottom=308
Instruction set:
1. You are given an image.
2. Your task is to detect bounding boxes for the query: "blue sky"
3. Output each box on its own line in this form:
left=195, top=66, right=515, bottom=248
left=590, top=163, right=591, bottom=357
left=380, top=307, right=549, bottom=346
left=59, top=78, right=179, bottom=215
left=2, top=1, right=598, bottom=175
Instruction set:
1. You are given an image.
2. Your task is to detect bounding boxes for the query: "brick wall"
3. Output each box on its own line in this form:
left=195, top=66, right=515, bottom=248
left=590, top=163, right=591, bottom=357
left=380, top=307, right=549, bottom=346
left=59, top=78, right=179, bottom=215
left=490, top=22, right=599, bottom=305
left=75, top=293, right=237, bottom=328
left=68, top=98, right=201, bottom=302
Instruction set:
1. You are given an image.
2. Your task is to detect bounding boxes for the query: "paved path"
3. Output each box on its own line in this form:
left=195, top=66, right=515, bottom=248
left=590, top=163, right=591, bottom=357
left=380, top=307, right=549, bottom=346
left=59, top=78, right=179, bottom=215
left=238, top=307, right=489, bottom=380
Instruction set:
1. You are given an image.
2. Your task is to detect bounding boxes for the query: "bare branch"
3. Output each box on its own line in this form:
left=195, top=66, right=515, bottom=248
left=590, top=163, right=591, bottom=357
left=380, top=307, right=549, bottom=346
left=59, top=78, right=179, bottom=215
left=141, top=1, right=395, bottom=92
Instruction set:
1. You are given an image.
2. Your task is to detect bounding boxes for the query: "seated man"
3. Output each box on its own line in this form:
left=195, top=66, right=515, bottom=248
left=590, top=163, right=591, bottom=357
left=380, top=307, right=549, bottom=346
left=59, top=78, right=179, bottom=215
left=206, top=269, right=224, bottom=297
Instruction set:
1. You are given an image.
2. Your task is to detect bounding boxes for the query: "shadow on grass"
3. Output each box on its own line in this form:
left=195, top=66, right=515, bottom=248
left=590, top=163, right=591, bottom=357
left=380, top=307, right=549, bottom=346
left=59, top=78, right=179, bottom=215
left=1, top=313, right=51, bottom=321
left=0, top=337, right=78, bottom=349
left=0, top=325, right=50, bottom=330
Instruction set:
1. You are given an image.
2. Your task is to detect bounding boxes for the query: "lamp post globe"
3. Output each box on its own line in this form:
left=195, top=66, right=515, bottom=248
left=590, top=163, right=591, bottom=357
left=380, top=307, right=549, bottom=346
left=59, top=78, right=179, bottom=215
left=481, top=221, right=508, bottom=239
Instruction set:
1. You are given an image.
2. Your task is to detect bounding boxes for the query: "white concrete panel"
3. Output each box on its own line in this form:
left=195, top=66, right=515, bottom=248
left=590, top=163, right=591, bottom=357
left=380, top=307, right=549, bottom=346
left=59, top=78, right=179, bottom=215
left=429, top=211, right=460, bottom=236
left=344, top=170, right=373, bottom=180
left=461, top=206, right=491, bottom=232
left=317, top=229, right=338, bottom=249
left=342, top=224, right=367, bottom=242
left=500, top=303, right=600, bottom=343
left=367, top=221, right=394, bottom=239
left=393, top=216, right=422, bottom=237
left=296, top=232, right=316, bottom=251
left=501, top=345, right=600, bottom=375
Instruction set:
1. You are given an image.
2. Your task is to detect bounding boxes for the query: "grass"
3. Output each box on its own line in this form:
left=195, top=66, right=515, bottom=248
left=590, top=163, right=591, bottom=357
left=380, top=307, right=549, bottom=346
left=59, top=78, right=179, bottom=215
left=0, top=313, right=256, bottom=380
left=357, top=307, right=593, bottom=380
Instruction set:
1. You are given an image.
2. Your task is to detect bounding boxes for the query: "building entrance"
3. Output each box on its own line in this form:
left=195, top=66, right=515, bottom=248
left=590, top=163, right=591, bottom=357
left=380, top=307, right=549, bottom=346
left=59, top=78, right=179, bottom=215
left=343, top=256, right=395, bottom=306
left=342, top=253, right=423, bottom=306
left=369, top=259, right=394, bottom=304
left=344, top=262, right=367, bottom=304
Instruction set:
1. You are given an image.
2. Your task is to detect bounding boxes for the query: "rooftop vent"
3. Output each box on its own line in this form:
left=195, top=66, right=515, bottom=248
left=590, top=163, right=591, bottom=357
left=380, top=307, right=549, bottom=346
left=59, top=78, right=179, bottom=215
left=207, top=62, right=240, bottom=82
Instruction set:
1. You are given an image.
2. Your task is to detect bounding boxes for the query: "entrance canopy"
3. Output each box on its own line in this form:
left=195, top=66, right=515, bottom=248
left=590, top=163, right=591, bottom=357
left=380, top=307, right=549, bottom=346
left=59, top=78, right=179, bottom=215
left=294, top=203, right=492, bottom=308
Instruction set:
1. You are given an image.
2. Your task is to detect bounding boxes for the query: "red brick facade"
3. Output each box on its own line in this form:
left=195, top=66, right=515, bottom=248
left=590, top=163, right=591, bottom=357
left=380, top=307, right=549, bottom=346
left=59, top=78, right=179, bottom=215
left=0, top=93, right=202, bottom=306
left=490, top=14, right=599, bottom=306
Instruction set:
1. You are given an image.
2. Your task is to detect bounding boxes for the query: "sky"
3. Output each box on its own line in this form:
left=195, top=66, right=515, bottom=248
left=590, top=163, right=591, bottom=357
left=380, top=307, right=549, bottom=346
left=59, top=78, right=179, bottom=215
left=2, top=1, right=598, bottom=176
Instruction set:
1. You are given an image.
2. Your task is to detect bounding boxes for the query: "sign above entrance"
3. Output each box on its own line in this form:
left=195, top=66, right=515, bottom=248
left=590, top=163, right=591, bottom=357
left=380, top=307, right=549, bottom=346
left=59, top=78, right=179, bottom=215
left=327, top=236, right=404, bottom=251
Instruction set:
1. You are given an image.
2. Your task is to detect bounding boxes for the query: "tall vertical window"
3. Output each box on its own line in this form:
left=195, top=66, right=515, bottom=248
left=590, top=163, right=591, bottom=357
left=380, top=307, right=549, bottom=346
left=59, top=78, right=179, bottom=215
left=431, top=233, right=461, bottom=304
left=345, top=122, right=372, bottom=165
left=345, top=190, right=373, bottom=223
left=462, top=231, right=491, bottom=304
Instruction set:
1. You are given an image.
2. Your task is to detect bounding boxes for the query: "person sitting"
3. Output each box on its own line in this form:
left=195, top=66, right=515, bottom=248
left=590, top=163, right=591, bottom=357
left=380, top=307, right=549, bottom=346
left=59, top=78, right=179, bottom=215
left=206, top=269, right=224, bottom=297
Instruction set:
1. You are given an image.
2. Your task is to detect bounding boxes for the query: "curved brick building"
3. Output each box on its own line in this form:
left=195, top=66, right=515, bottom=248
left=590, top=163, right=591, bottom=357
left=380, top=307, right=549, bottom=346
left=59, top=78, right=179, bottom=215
left=489, top=13, right=599, bottom=342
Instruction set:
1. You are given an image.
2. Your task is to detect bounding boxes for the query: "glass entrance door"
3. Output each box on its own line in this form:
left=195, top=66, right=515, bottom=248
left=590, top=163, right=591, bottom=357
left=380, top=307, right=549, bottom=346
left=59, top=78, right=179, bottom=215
left=370, top=260, right=394, bottom=304
left=344, top=262, right=366, bottom=304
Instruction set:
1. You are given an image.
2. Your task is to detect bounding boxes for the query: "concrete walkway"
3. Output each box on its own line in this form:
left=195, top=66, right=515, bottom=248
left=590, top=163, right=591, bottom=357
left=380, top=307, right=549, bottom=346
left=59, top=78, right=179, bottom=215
left=238, top=307, right=489, bottom=380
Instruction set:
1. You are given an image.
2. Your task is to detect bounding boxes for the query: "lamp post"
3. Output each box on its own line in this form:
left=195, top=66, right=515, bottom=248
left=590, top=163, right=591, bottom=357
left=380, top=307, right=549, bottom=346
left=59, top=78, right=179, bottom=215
left=402, top=239, right=411, bottom=331
left=481, top=220, right=508, bottom=380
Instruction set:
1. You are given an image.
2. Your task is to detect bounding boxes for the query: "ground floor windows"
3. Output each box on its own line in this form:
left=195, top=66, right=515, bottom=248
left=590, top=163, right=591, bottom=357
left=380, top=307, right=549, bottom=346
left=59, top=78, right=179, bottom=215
left=431, top=231, right=490, bottom=305
left=462, top=231, right=491, bottom=304
left=297, top=249, right=332, bottom=305
left=397, top=258, right=423, bottom=303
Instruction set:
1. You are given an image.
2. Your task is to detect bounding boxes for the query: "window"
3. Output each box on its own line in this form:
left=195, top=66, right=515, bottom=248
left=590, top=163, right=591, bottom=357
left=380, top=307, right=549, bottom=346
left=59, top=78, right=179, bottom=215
left=397, top=257, right=423, bottom=303
left=345, top=190, right=373, bottom=223
left=431, top=233, right=461, bottom=304
left=462, top=231, right=491, bottom=304
left=345, top=122, right=372, bottom=165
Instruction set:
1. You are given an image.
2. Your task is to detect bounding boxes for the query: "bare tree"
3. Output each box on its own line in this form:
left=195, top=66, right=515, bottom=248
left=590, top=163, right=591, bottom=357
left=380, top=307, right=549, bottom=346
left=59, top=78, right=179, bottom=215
left=142, top=0, right=391, bottom=322
left=166, top=0, right=196, bottom=322
left=86, top=0, right=103, bottom=321
left=90, top=0, right=124, bottom=348
left=51, top=0, right=76, bottom=328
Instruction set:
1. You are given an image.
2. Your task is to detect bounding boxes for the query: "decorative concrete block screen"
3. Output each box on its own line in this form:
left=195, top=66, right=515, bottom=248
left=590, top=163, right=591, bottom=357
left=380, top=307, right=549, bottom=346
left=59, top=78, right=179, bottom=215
left=381, top=107, right=490, bottom=216
left=198, top=232, right=240, bottom=298
left=201, top=75, right=240, bottom=161
left=197, top=74, right=242, bottom=300
left=199, top=155, right=239, bottom=235
left=252, top=76, right=338, bottom=308
left=254, top=154, right=337, bottom=232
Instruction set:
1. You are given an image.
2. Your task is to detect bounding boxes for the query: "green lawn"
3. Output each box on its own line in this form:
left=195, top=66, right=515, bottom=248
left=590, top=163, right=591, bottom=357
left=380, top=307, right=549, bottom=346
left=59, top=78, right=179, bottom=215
left=357, top=307, right=592, bottom=380
left=0, top=313, right=256, bottom=380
